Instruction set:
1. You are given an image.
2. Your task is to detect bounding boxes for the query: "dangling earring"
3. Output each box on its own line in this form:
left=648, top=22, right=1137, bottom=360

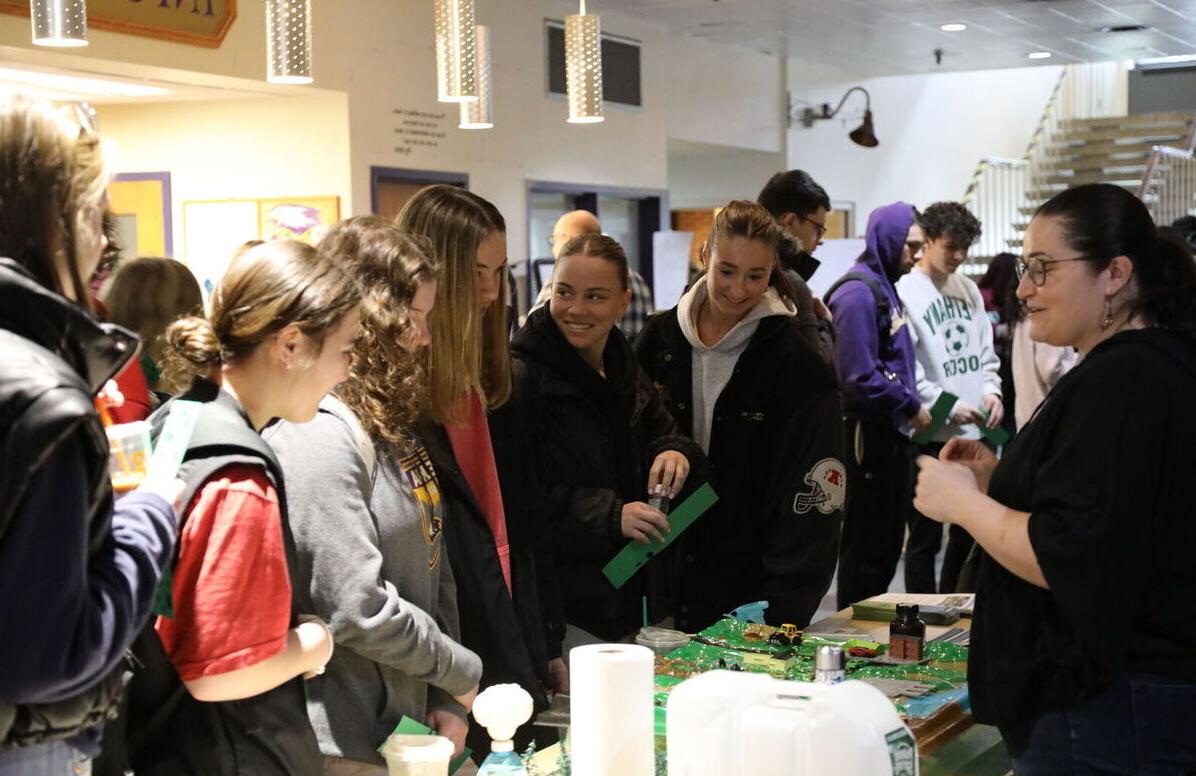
left=1101, top=298, right=1115, bottom=329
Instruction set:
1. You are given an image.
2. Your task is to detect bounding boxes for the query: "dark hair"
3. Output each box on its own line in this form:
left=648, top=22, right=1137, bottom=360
left=978, top=252, right=1019, bottom=325
left=558, top=233, right=630, bottom=291
left=706, top=200, right=795, bottom=302
left=1035, top=183, right=1196, bottom=339
left=757, top=170, right=831, bottom=219
left=918, top=201, right=982, bottom=246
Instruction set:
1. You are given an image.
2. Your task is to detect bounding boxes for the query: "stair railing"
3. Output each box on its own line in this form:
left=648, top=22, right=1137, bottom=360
left=1138, top=115, right=1196, bottom=225
left=962, top=62, right=1126, bottom=269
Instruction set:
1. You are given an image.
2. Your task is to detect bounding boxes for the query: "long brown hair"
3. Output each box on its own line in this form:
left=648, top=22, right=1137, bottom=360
left=162, top=240, right=360, bottom=387
left=0, top=96, right=109, bottom=307
left=395, top=185, right=510, bottom=425
left=320, top=216, right=438, bottom=445
left=705, top=199, right=795, bottom=302
left=101, top=257, right=203, bottom=391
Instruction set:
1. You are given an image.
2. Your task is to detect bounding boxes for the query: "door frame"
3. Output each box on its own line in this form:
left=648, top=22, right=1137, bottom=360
left=369, top=166, right=470, bottom=215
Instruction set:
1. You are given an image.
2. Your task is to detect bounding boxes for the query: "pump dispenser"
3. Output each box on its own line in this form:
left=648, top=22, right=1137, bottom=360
left=474, top=684, right=534, bottom=775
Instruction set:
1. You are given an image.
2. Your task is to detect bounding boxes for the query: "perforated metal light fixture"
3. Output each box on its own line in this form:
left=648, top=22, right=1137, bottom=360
left=266, top=0, right=313, bottom=85
left=435, top=0, right=477, bottom=103
left=565, top=0, right=603, bottom=124
left=459, top=25, right=493, bottom=129
left=30, top=0, right=87, bottom=47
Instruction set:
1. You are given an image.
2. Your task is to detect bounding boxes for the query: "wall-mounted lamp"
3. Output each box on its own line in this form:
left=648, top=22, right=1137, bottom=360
left=30, top=0, right=88, bottom=47
left=793, top=86, right=878, bottom=148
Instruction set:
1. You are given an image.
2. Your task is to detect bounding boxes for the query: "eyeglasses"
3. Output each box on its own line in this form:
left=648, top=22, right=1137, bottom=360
left=546, top=235, right=556, bottom=249
left=72, top=101, right=97, bottom=133
left=797, top=213, right=828, bottom=239
left=1015, top=255, right=1086, bottom=286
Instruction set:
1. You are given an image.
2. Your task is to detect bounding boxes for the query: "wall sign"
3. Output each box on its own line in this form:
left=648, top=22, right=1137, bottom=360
left=0, top=0, right=236, bottom=48
left=393, top=107, right=447, bottom=156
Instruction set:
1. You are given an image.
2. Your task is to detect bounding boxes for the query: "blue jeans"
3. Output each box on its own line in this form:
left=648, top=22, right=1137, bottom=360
left=0, top=740, right=91, bottom=775
left=1002, top=673, right=1196, bottom=775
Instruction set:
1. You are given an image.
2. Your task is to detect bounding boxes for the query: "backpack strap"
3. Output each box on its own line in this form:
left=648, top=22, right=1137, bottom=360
left=824, top=272, right=892, bottom=339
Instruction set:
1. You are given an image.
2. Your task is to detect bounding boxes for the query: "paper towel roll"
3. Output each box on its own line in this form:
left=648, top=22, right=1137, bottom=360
left=569, top=643, right=655, bottom=776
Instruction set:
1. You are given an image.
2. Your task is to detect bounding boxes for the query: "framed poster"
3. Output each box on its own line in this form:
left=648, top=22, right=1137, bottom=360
left=108, top=172, right=172, bottom=260
left=258, top=196, right=340, bottom=245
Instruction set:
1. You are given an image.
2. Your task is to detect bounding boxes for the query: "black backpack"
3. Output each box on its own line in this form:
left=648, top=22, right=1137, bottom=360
left=824, top=272, right=893, bottom=341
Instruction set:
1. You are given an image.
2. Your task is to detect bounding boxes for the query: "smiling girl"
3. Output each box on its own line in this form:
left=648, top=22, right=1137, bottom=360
left=635, top=200, right=845, bottom=633
left=510, top=234, right=703, bottom=643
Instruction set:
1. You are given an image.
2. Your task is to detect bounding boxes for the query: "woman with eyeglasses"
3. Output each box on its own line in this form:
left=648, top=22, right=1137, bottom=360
left=0, top=97, right=181, bottom=774
left=914, top=183, right=1196, bottom=773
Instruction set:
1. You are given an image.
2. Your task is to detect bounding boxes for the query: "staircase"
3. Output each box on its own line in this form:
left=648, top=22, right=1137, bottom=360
left=1007, top=112, right=1196, bottom=249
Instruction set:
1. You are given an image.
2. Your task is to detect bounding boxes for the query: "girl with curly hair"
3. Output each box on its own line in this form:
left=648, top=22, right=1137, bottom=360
left=265, top=217, right=481, bottom=774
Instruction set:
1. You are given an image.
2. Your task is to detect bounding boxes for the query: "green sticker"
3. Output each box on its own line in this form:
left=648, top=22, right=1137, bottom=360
left=602, top=484, right=719, bottom=590
left=379, top=715, right=472, bottom=774
left=912, top=392, right=957, bottom=445
left=885, top=728, right=918, bottom=776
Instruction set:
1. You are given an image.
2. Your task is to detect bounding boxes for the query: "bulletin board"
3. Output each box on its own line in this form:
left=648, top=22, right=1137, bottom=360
left=181, top=196, right=340, bottom=297
left=109, top=172, right=172, bottom=260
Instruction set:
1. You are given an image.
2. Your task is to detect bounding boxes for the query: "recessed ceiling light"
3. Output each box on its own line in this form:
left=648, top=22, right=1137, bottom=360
left=940, top=23, right=967, bottom=32
left=1028, top=51, right=1052, bottom=60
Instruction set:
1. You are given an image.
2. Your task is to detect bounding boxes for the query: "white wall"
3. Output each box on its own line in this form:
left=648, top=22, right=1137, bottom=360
left=787, top=63, right=1063, bottom=233
left=667, top=140, right=786, bottom=209
left=96, top=92, right=352, bottom=262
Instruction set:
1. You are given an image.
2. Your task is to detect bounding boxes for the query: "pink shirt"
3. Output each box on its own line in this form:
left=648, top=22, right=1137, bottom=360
left=446, top=391, right=513, bottom=595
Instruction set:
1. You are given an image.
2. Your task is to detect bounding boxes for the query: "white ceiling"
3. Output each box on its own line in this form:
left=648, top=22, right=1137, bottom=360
left=598, top=0, right=1196, bottom=75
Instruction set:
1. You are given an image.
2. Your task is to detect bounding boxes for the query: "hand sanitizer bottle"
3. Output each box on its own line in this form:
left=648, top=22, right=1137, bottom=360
left=474, top=684, right=534, bottom=775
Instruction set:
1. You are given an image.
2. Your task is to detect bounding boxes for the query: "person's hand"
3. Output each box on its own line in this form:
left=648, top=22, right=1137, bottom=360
left=621, top=502, right=670, bottom=544
left=648, top=451, right=690, bottom=498
left=427, top=709, right=469, bottom=756
left=910, top=406, right=933, bottom=433
left=949, top=401, right=983, bottom=426
left=548, top=657, right=569, bottom=695
left=914, top=456, right=979, bottom=525
left=813, top=297, right=833, bottom=322
left=452, top=684, right=478, bottom=712
left=939, top=437, right=998, bottom=493
left=137, top=478, right=187, bottom=520
left=99, top=379, right=125, bottom=408
left=980, top=394, right=1004, bottom=429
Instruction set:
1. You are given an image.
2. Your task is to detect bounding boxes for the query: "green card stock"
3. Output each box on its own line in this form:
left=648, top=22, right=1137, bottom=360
left=976, top=408, right=1011, bottom=446
left=381, top=716, right=472, bottom=774
left=912, top=391, right=957, bottom=445
left=147, top=400, right=202, bottom=619
left=602, top=483, right=719, bottom=590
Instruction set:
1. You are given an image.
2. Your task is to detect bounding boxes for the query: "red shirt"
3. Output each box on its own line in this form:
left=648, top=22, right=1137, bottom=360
left=156, top=465, right=293, bottom=681
left=109, top=357, right=153, bottom=424
left=446, top=391, right=512, bottom=595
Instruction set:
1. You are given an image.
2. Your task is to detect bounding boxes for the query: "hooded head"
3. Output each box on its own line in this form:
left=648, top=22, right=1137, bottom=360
left=862, top=202, right=920, bottom=284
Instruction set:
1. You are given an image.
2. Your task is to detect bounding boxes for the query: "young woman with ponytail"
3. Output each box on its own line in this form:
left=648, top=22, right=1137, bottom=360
left=914, top=183, right=1196, bottom=771
left=127, top=240, right=360, bottom=776
left=634, top=200, right=845, bottom=634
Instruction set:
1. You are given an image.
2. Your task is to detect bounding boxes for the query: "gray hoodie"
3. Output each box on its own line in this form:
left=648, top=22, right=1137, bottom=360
left=264, top=397, right=482, bottom=765
left=677, top=280, right=797, bottom=452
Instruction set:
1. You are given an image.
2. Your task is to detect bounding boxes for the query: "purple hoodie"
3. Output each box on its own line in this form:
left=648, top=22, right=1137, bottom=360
left=826, top=202, right=921, bottom=427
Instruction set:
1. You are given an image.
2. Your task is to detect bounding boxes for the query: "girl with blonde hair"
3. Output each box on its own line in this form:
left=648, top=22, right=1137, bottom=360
left=396, top=186, right=554, bottom=758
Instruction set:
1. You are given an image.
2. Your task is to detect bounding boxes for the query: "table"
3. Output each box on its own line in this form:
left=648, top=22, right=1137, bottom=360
left=805, top=607, right=1011, bottom=776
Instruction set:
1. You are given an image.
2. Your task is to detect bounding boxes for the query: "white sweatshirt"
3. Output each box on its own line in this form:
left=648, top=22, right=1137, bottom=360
left=896, top=267, right=1002, bottom=442
left=677, top=281, right=796, bottom=453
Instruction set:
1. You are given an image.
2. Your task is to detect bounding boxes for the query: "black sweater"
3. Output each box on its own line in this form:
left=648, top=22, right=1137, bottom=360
left=510, top=307, right=705, bottom=642
left=634, top=308, right=845, bottom=632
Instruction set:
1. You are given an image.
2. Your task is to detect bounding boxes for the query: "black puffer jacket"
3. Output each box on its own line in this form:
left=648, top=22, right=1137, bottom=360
left=511, top=307, right=705, bottom=642
left=635, top=307, right=845, bottom=632
left=0, top=258, right=167, bottom=748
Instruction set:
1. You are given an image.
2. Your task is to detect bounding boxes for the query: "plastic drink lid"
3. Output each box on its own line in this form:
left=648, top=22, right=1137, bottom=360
left=635, top=626, right=689, bottom=646
left=380, top=734, right=454, bottom=762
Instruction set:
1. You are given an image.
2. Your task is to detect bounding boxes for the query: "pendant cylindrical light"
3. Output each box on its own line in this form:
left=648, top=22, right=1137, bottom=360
left=459, top=25, right=493, bottom=129
left=30, top=0, right=87, bottom=47
left=565, top=0, right=603, bottom=124
left=435, top=0, right=478, bottom=103
left=266, top=0, right=313, bottom=85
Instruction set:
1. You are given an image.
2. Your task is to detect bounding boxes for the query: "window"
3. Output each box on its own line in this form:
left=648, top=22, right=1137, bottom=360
left=546, top=20, right=642, bottom=108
